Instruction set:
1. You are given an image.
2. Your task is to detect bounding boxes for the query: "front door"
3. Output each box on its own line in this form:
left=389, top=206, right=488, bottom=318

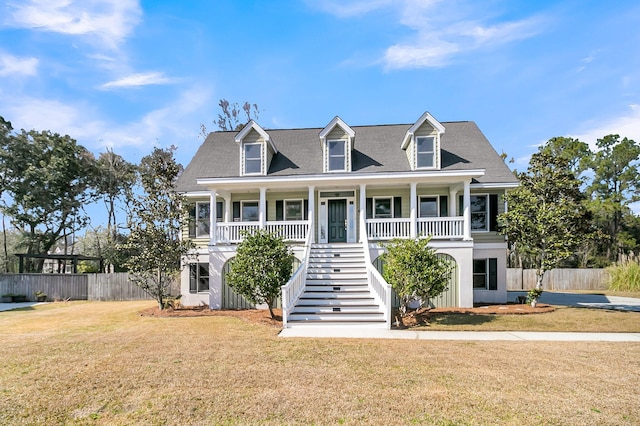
left=328, top=199, right=347, bottom=243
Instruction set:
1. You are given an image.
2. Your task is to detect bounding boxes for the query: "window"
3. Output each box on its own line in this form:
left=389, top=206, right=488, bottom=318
left=241, top=201, right=259, bottom=222
left=328, top=140, right=346, bottom=171
left=373, top=198, right=392, bottom=218
left=470, top=195, right=488, bottom=231
left=416, top=136, right=435, bottom=168
left=189, top=263, right=209, bottom=293
left=419, top=196, right=438, bottom=218
left=473, top=258, right=497, bottom=290
left=285, top=200, right=303, bottom=221
left=244, top=143, right=262, bottom=174
left=195, top=202, right=210, bottom=238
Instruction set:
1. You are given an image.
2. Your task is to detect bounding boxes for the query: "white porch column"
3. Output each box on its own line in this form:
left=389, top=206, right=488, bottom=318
left=209, top=189, right=217, bottom=245
left=463, top=180, right=472, bottom=241
left=307, top=185, right=315, bottom=243
left=449, top=187, right=457, bottom=217
left=410, top=182, right=417, bottom=238
left=259, top=187, right=267, bottom=228
left=359, top=184, right=366, bottom=242
left=224, top=195, right=231, bottom=222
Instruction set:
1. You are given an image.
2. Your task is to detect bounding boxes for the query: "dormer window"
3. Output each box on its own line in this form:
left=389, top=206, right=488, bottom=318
left=243, top=143, right=262, bottom=174
left=416, top=136, right=435, bottom=168
left=328, top=140, right=346, bottom=171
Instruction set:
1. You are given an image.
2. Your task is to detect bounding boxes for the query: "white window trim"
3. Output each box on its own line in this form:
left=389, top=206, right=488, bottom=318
left=473, top=258, right=489, bottom=290
left=195, top=201, right=210, bottom=238
left=470, top=193, right=489, bottom=233
left=327, top=139, right=347, bottom=172
left=372, top=197, right=393, bottom=219
left=415, top=136, right=436, bottom=169
left=241, top=200, right=259, bottom=222
left=243, top=142, right=262, bottom=175
left=190, top=262, right=210, bottom=293
left=418, top=195, right=440, bottom=218
left=284, top=199, right=304, bottom=221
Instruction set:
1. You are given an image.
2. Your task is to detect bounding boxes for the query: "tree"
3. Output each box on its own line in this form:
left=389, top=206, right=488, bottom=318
left=199, top=99, right=260, bottom=138
left=499, top=150, right=592, bottom=290
left=225, top=230, right=294, bottom=319
left=94, top=148, right=137, bottom=271
left=586, top=134, right=640, bottom=261
left=122, top=147, right=194, bottom=310
left=381, top=237, right=452, bottom=316
left=0, top=122, right=97, bottom=271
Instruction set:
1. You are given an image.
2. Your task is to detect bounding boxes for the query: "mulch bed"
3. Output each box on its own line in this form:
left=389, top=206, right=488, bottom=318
left=140, top=302, right=554, bottom=329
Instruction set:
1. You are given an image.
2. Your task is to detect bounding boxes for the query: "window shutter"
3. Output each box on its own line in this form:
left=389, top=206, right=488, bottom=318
left=276, top=200, right=283, bottom=221
left=188, top=205, right=196, bottom=238
left=303, top=199, right=309, bottom=220
left=393, top=197, right=402, bottom=218
left=458, top=195, right=464, bottom=216
left=189, top=264, right=197, bottom=293
left=489, top=194, right=499, bottom=231
left=216, top=201, right=223, bottom=222
left=489, top=258, right=498, bottom=290
left=265, top=201, right=268, bottom=221
left=439, top=195, right=448, bottom=217
left=366, top=198, right=373, bottom=219
left=232, top=202, right=240, bottom=221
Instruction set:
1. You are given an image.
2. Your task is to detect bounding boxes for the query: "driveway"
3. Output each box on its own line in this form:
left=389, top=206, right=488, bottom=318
left=0, top=302, right=44, bottom=312
left=508, top=291, right=640, bottom=312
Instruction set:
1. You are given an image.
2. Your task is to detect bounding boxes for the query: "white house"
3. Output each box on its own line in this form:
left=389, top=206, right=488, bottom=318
left=175, top=112, right=518, bottom=328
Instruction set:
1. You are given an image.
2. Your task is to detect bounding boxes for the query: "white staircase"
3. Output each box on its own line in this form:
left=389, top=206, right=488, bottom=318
left=287, top=243, right=386, bottom=327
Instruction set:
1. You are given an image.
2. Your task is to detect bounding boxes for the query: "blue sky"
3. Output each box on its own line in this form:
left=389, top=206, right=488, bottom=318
left=1, top=0, right=639, bottom=211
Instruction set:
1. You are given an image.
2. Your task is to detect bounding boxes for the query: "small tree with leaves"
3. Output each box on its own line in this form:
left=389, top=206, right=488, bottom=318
left=225, top=230, right=294, bottom=319
left=122, top=147, right=194, bottom=310
left=499, top=149, right=592, bottom=291
left=200, top=99, right=260, bottom=138
left=381, top=237, right=452, bottom=317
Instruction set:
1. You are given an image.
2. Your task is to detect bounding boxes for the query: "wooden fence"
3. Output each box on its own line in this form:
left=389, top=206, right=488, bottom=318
left=0, top=273, right=180, bottom=302
left=507, top=268, right=609, bottom=291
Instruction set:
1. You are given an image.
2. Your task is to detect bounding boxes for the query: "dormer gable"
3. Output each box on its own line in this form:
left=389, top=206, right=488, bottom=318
left=319, top=116, right=356, bottom=173
left=235, top=120, right=277, bottom=176
left=401, top=111, right=445, bottom=170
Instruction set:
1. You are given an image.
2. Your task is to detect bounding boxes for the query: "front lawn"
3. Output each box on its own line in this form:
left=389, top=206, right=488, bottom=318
left=0, top=301, right=639, bottom=425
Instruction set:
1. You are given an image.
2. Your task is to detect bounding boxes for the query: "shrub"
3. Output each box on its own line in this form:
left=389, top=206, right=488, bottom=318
left=607, top=255, right=640, bottom=292
left=226, top=230, right=294, bottom=318
left=381, top=237, right=453, bottom=316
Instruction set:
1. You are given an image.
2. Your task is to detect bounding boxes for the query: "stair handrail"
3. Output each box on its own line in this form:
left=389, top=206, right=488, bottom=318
left=281, top=216, right=313, bottom=328
left=360, top=214, right=392, bottom=329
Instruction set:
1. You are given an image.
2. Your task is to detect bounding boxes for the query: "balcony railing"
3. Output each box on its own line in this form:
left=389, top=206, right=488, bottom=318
left=214, top=220, right=310, bottom=244
left=366, top=216, right=465, bottom=240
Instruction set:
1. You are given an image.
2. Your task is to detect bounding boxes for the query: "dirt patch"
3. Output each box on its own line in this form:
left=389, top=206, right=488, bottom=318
left=140, top=302, right=554, bottom=329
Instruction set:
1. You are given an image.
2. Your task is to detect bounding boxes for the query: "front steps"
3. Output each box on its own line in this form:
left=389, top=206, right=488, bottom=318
left=287, top=243, right=386, bottom=328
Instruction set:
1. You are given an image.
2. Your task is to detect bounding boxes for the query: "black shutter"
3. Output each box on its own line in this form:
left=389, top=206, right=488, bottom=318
left=303, top=199, right=309, bottom=220
left=489, top=194, right=499, bottom=231
left=439, top=195, right=448, bottom=217
left=366, top=198, right=373, bottom=219
left=458, top=195, right=463, bottom=216
left=265, top=201, right=268, bottom=221
left=216, top=201, right=223, bottom=222
left=189, top=264, right=197, bottom=293
left=276, top=200, right=283, bottom=221
left=488, top=258, right=498, bottom=290
left=232, top=202, right=240, bottom=221
left=188, top=205, right=196, bottom=238
left=393, top=197, right=402, bottom=218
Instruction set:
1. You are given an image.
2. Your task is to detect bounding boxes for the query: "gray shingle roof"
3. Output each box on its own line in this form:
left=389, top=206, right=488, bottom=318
left=176, top=121, right=517, bottom=192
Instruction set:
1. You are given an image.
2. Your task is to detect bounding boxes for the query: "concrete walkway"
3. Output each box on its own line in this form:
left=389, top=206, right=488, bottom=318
left=279, top=328, right=640, bottom=341
left=0, top=302, right=45, bottom=312
left=508, top=291, right=640, bottom=312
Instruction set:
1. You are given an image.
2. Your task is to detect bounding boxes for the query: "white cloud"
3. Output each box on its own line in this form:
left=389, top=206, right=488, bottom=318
left=570, top=104, right=640, bottom=150
left=4, top=0, right=142, bottom=49
left=305, top=0, right=395, bottom=18
left=101, top=72, right=176, bottom=89
left=0, top=53, right=39, bottom=76
left=1, top=85, right=212, bottom=153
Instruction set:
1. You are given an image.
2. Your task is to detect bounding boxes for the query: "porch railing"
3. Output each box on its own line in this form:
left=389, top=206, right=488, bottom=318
left=361, top=215, right=392, bottom=329
left=366, top=216, right=465, bottom=240
left=281, top=217, right=313, bottom=328
left=215, top=220, right=310, bottom=244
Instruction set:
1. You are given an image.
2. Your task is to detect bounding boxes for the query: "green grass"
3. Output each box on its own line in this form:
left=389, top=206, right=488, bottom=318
left=0, top=301, right=639, bottom=425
